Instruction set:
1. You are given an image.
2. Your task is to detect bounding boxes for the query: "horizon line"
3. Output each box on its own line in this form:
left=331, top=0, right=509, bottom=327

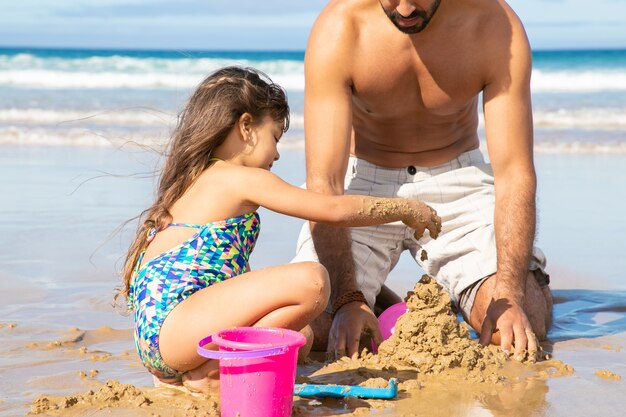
left=1, top=45, right=625, bottom=54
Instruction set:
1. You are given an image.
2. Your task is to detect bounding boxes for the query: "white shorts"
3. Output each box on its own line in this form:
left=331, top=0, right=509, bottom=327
left=293, top=149, right=548, bottom=317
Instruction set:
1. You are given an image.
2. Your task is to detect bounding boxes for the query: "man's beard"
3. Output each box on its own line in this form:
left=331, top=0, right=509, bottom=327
left=381, top=0, right=442, bottom=34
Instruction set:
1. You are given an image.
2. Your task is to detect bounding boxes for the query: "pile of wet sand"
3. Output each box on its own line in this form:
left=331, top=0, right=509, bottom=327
left=30, top=380, right=220, bottom=417
left=305, top=275, right=572, bottom=390
left=376, top=275, right=509, bottom=382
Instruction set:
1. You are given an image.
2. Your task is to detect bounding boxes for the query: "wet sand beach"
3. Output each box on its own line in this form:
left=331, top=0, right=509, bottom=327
left=1, top=146, right=625, bottom=416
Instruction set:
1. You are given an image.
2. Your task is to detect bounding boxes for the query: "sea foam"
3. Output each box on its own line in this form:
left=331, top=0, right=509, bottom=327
left=3, top=53, right=626, bottom=93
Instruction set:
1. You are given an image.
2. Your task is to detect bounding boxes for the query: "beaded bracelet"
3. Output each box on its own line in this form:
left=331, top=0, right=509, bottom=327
left=330, top=290, right=367, bottom=317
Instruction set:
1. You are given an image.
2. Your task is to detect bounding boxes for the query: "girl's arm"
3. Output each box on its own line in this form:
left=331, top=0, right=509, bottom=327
left=240, top=168, right=441, bottom=239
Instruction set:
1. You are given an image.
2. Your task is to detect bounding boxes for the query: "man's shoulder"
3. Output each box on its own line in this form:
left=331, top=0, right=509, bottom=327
left=305, top=0, right=370, bottom=74
left=316, top=0, right=371, bottom=20
left=470, top=0, right=527, bottom=38
left=310, top=0, right=375, bottom=41
left=456, top=0, right=529, bottom=60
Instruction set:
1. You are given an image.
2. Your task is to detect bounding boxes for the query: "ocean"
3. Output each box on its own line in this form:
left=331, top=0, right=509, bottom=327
left=1, top=47, right=625, bottom=151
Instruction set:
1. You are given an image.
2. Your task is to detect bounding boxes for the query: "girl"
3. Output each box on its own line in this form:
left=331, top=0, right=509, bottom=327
left=121, top=66, right=441, bottom=393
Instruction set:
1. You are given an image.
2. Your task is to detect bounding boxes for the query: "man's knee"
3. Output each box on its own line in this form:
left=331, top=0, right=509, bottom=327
left=526, top=272, right=553, bottom=339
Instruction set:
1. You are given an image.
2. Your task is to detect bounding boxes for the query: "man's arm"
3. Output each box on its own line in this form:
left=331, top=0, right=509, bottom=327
left=480, top=10, right=537, bottom=356
left=304, top=7, right=382, bottom=358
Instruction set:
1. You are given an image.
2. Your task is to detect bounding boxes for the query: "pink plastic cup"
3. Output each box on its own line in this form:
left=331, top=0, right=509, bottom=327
left=198, top=327, right=305, bottom=417
left=372, top=302, right=408, bottom=353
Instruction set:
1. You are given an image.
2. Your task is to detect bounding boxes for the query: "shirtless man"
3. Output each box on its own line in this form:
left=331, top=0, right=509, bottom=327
left=294, top=0, right=553, bottom=360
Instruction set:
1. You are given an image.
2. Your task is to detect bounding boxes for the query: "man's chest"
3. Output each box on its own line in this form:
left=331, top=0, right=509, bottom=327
left=351, top=31, right=486, bottom=119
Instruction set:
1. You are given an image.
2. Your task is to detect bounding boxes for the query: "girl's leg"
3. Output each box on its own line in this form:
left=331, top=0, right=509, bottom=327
left=157, top=261, right=330, bottom=392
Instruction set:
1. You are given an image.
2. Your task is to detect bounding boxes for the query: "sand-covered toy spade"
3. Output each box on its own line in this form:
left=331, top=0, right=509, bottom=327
left=294, top=378, right=398, bottom=399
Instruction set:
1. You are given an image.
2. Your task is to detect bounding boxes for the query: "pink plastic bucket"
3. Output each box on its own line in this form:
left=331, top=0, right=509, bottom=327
left=198, top=327, right=305, bottom=417
left=379, top=302, right=408, bottom=340
left=372, top=302, right=408, bottom=353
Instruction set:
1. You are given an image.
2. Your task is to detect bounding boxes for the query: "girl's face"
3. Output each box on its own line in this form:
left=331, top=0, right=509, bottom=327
left=249, top=116, right=284, bottom=170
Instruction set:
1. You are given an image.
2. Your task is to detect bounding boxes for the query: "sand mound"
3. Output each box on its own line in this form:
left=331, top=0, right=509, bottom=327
left=308, top=275, right=571, bottom=388
left=29, top=379, right=220, bottom=416
left=375, top=275, right=508, bottom=382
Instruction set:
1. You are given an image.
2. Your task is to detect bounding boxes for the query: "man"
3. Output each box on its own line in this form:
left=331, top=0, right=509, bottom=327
left=293, top=0, right=553, bottom=360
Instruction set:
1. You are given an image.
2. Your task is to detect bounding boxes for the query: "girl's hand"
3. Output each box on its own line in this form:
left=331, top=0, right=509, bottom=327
left=402, top=201, right=442, bottom=239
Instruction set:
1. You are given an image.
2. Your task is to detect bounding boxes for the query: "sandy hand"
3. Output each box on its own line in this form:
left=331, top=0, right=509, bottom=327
left=479, top=296, right=539, bottom=360
left=328, top=302, right=382, bottom=360
left=402, top=201, right=441, bottom=240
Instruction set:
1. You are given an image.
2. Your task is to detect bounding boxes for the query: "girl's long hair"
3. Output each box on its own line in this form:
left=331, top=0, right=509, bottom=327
left=120, top=66, right=289, bottom=302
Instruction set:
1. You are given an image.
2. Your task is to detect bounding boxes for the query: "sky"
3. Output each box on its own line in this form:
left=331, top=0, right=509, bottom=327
left=1, top=0, right=625, bottom=51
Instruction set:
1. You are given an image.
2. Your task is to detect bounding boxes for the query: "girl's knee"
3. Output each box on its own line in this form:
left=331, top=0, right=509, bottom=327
left=294, top=262, right=330, bottom=310
left=309, top=262, right=330, bottom=292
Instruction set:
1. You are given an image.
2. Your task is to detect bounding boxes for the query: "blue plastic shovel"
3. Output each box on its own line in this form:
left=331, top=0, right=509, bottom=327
left=294, top=378, right=398, bottom=399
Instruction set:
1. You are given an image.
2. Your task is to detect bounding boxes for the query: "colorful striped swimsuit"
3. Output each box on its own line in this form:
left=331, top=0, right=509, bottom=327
left=128, top=212, right=260, bottom=379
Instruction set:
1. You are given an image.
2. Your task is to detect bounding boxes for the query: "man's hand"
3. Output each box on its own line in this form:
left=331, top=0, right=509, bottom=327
left=479, top=293, right=539, bottom=361
left=327, top=301, right=383, bottom=360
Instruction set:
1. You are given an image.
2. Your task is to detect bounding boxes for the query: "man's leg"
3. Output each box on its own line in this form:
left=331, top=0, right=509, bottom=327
left=309, top=310, right=332, bottom=351
left=302, top=156, right=418, bottom=352
left=374, top=284, right=403, bottom=316
left=465, top=270, right=553, bottom=343
left=403, top=149, right=553, bottom=344
left=296, top=221, right=406, bottom=351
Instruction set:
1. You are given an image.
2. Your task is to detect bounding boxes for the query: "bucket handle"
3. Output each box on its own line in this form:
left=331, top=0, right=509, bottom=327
left=197, top=335, right=288, bottom=360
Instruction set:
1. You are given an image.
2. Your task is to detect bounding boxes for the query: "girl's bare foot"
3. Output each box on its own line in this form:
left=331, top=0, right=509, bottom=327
left=181, top=360, right=220, bottom=394
left=152, top=375, right=183, bottom=389
left=298, top=325, right=314, bottom=364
